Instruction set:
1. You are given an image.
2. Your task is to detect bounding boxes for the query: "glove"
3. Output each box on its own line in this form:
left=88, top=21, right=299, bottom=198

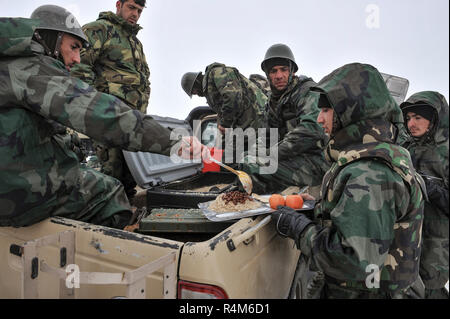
left=423, top=177, right=449, bottom=216
left=271, top=206, right=314, bottom=248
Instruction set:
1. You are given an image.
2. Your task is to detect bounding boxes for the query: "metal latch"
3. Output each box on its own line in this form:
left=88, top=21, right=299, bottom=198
left=10, top=244, right=23, bottom=257
left=226, top=215, right=272, bottom=252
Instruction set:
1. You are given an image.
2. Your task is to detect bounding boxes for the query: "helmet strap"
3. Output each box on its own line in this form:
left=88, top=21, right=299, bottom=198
left=33, top=30, right=64, bottom=61
left=33, top=30, right=53, bottom=56
left=53, top=32, right=64, bottom=59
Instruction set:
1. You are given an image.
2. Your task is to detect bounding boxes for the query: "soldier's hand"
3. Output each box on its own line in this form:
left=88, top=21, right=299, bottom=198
left=271, top=206, right=314, bottom=248
left=178, top=136, right=208, bottom=160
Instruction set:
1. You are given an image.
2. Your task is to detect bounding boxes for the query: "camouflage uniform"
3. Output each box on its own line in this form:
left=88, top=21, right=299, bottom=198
left=400, top=91, right=449, bottom=299
left=71, top=11, right=151, bottom=198
left=202, top=63, right=268, bottom=163
left=240, top=75, right=330, bottom=195
left=280, top=63, right=425, bottom=298
left=0, top=18, right=176, bottom=228
left=249, top=74, right=271, bottom=97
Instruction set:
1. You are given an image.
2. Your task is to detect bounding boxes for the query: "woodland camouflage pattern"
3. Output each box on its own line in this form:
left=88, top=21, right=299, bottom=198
left=298, top=63, right=424, bottom=298
left=203, top=63, right=267, bottom=130
left=70, top=11, right=150, bottom=113
left=70, top=11, right=151, bottom=196
left=400, top=91, right=449, bottom=296
left=240, top=75, right=330, bottom=194
left=0, top=18, right=176, bottom=227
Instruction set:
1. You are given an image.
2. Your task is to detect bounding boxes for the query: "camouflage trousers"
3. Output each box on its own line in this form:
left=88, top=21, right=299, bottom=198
left=239, top=152, right=330, bottom=195
left=319, top=276, right=425, bottom=299
left=94, top=142, right=137, bottom=199
left=1, top=167, right=133, bottom=229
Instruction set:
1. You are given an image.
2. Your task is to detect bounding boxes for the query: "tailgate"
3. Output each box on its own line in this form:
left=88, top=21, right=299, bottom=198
left=0, top=217, right=182, bottom=299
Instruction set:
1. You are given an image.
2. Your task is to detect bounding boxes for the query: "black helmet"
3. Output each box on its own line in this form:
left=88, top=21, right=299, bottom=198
left=261, top=43, right=298, bottom=73
left=31, top=5, right=88, bottom=46
left=181, top=72, right=202, bottom=97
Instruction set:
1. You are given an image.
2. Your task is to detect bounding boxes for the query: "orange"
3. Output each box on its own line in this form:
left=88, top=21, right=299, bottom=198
left=285, top=195, right=303, bottom=209
left=269, top=194, right=285, bottom=209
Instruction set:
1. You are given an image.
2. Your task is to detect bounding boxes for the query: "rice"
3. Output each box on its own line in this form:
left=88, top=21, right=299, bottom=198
left=209, top=192, right=262, bottom=213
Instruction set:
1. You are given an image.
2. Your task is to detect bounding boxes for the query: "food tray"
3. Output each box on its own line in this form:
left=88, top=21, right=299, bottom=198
left=198, top=198, right=315, bottom=222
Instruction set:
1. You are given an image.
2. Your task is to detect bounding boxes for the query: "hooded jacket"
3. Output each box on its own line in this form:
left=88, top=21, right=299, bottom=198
left=0, top=18, right=175, bottom=226
left=299, top=63, right=424, bottom=297
left=70, top=12, right=150, bottom=113
left=401, top=91, right=449, bottom=289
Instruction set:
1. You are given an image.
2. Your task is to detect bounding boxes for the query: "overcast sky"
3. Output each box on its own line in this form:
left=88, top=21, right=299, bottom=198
left=3, top=0, right=449, bottom=119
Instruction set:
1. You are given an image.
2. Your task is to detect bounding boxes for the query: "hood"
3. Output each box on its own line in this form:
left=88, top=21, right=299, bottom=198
left=98, top=11, right=142, bottom=35
left=0, top=18, right=42, bottom=57
left=311, top=63, right=399, bottom=129
left=400, top=91, right=449, bottom=144
left=203, top=62, right=228, bottom=91
left=204, top=62, right=226, bottom=74
left=311, top=63, right=415, bottom=181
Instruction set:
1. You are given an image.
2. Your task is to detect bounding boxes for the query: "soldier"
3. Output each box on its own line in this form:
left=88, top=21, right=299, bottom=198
left=400, top=91, right=449, bottom=299
left=271, top=63, right=425, bottom=298
left=181, top=63, right=268, bottom=165
left=71, top=0, right=150, bottom=201
left=239, top=44, right=330, bottom=196
left=0, top=5, right=198, bottom=229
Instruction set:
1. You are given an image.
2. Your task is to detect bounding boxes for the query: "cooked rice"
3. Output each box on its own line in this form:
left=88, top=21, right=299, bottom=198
left=209, top=193, right=262, bottom=213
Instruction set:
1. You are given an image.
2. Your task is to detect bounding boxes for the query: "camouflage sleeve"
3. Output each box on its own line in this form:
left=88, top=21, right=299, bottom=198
left=211, top=67, right=243, bottom=127
left=70, top=23, right=107, bottom=86
left=277, top=93, right=327, bottom=159
left=298, top=160, right=408, bottom=282
left=3, top=58, right=176, bottom=156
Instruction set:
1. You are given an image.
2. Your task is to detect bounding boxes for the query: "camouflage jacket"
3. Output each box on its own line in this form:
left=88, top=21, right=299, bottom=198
left=400, top=91, right=449, bottom=289
left=70, top=11, right=150, bottom=113
left=299, top=63, right=424, bottom=297
left=203, top=63, right=267, bottom=130
left=267, top=75, right=328, bottom=160
left=0, top=18, right=175, bottom=224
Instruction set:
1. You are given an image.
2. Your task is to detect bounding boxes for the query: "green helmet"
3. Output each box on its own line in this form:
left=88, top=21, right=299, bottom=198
left=30, top=5, right=88, bottom=46
left=181, top=72, right=202, bottom=97
left=261, top=43, right=298, bottom=73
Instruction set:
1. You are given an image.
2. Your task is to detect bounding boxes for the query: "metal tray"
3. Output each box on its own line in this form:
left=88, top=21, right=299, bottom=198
left=198, top=199, right=316, bottom=222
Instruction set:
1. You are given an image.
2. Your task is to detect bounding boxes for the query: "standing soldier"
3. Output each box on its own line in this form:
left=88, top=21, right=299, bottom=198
left=71, top=0, right=150, bottom=201
left=240, top=44, right=330, bottom=196
left=181, top=63, right=268, bottom=165
left=400, top=91, right=449, bottom=299
left=0, top=5, right=198, bottom=229
left=271, top=63, right=425, bottom=298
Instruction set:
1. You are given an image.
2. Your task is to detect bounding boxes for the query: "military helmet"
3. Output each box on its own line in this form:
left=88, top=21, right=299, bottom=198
left=261, top=43, right=298, bottom=73
left=181, top=72, right=202, bottom=97
left=30, top=5, right=88, bottom=46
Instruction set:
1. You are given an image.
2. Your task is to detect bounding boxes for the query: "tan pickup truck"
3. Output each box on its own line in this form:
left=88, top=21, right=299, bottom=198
left=0, top=109, right=304, bottom=299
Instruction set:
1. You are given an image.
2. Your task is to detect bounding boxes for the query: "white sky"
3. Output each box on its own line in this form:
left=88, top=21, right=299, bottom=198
left=3, top=0, right=449, bottom=119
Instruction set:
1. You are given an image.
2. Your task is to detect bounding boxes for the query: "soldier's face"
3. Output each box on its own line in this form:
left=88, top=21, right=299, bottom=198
left=268, top=65, right=290, bottom=91
left=60, top=34, right=82, bottom=72
left=317, top=107, right=334, bottom=135
left=116, top=0, right=144, bottom=25
left=406, top=111, right=431, bottom=137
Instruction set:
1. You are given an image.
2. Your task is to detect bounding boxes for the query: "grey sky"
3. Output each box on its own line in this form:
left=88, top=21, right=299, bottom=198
left=3, top=0, right=449, bottom=119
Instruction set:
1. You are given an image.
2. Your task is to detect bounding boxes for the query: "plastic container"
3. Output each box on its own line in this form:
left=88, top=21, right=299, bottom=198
left=202, top=147, right=223, bottom=173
